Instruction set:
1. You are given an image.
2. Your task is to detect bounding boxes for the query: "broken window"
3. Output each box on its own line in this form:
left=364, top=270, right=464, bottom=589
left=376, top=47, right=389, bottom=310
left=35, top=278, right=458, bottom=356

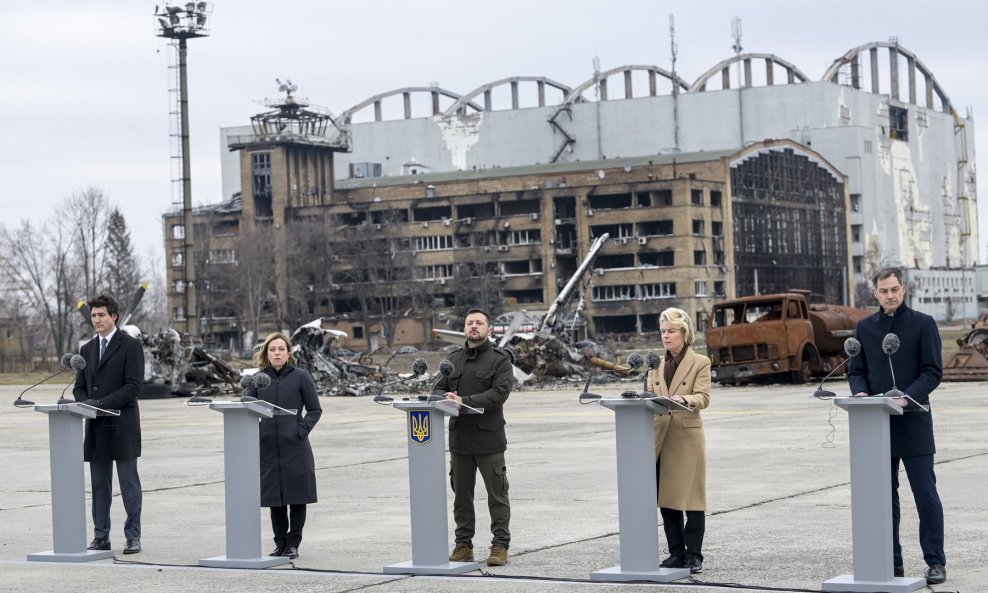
left=691, top=189, right=704, bottom=205
left=592, top=284, right=636, bottom=301
left=589, top=193, right=632, bottom=210
left=638, top=220, right=673, bottom=236
left=694, top=250, right=706, bottom=265
left=412, top=235, right=453, bottom=251
left=889, top=105, right=908, bottom=141
left=710, top=190, right=722, bottom=207
left=639, top=251, right=674, bottom=267
left=692, top=219, right=705, bottom=235
left=640, top=283, right=676, bottom=299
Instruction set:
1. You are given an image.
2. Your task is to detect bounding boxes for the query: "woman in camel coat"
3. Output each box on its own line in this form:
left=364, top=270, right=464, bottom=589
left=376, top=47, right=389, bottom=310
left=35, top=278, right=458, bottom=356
left=647, top=307, right=712, bottom=574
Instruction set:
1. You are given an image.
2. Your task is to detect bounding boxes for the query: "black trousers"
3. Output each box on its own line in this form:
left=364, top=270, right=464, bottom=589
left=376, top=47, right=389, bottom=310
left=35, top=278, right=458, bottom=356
left=656, top=457, right=705, bottom=561
left=892, top=455, right=945, bottom=567
left=270, top=504, right=307, bottom=548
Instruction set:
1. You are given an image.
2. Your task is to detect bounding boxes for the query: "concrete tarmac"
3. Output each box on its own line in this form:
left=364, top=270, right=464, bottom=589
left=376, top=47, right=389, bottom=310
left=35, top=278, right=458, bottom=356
left=2, top=380, right=986, bottom=592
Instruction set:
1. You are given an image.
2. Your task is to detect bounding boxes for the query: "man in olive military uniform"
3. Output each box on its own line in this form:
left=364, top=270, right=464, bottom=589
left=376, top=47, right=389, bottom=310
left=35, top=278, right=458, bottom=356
left=433, top=308, right=514, bottom=566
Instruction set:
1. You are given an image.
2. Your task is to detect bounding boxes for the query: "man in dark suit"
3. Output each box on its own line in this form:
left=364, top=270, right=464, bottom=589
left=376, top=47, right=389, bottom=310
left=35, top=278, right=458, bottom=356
left=848, top=266, right=945, bottom=585
left=73, top=294, right=145, bottom=555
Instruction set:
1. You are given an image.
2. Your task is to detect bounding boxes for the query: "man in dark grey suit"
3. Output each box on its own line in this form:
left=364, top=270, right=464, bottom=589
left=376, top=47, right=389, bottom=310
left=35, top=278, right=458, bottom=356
left=73, top=294, right=145, bottom=554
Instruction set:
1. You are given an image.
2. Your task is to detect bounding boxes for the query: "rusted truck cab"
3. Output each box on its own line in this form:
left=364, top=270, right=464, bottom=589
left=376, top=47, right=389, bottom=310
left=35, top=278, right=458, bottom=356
left=706, top=294, right=819, bottom=384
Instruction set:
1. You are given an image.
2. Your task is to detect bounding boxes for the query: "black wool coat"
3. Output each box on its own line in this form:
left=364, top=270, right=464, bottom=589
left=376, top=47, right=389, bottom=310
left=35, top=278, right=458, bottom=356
left=255, top=364, right=322, bottom=507
left=847, top=303, right=942, bottom=457
left=73, top=330, right=145, bottom=461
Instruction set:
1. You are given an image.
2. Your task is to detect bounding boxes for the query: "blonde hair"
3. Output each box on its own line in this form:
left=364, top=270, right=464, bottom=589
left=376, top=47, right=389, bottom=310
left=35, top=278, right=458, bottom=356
left=253, top=332, right=297, bottom=369
left=658, top=307, right=695, bottom=346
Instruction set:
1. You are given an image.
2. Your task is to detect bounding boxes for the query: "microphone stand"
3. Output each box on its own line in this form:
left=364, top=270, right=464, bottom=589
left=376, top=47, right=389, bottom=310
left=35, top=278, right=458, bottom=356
left=13, top=367, right=70, bottom=408
left=812, top=356, right=856, bottom=400
left=373, top=372, right=425, bottom=405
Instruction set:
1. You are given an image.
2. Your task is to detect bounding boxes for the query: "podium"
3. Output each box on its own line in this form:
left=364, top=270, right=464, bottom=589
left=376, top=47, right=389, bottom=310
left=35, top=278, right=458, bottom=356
left=198, top=400, right=296, bottom=568
left=823, top=397, right=925, bottom=592
left=590, top=398, right=689, bottom=582
left=382, top=399, right=481, bottom=575
left=27, top=403, right=115, bottom=562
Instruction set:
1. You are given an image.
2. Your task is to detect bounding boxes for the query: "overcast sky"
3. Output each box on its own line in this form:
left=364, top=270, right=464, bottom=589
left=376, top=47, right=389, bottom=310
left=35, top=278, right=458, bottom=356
left=3, top=0, right=985, bottom=267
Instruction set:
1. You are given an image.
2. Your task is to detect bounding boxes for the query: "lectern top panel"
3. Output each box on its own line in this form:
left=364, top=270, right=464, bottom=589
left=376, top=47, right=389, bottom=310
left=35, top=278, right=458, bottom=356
left=834, top=396, right=905, bottom=415
left=599, top=398, right=668, bottom=415
left=34, top=403, right=98, bottom=419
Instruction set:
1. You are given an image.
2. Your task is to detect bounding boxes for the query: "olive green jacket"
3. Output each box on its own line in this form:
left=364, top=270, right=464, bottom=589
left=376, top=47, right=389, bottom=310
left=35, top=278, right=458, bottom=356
left=432, top=339, right=513, bottom=455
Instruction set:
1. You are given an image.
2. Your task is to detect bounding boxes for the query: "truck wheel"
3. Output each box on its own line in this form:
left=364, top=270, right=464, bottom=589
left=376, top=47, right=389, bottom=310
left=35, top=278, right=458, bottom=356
left=790, top=360, right=813, bottom=384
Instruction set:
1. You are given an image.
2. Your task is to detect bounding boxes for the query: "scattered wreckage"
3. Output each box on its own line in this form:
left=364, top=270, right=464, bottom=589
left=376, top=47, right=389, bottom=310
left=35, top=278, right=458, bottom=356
left=942, top=311, right=988, bottom=381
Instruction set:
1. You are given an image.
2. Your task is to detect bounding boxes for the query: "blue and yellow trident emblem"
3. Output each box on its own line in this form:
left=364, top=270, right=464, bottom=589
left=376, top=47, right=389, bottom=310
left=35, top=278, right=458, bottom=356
left=409, top=410, right=431, bottom=445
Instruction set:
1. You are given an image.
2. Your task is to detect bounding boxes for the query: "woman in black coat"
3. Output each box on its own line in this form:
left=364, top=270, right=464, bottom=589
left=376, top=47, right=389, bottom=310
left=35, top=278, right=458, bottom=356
left=252, top=332, right=322, bottom=559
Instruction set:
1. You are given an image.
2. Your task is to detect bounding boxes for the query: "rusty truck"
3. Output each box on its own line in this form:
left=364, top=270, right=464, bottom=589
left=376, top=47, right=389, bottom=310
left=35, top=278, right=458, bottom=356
left=705, top=290, right=870, bottom=385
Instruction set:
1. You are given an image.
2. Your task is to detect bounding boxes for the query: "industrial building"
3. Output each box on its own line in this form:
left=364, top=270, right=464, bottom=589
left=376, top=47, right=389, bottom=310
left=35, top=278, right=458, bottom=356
left=167, top=40, right=977, bottom=348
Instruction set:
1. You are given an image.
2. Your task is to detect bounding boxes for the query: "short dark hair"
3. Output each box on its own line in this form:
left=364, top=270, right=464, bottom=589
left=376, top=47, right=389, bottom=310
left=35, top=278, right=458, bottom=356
left=89, top=294, right=120, bottom=320
left=872, top=266, right=904, bottom=287
left=465, top=308, right=491, bottom=325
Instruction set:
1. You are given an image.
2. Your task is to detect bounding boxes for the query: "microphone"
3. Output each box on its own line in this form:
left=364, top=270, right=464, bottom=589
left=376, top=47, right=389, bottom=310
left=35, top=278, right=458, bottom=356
left=186, top=384, right=221, bottom=405
left=57, top=355, right=88, bottom=404
left=373, top=358, right=429, bottom=404
left=13, top=353, right=78, bottom=408
left=579, top=352, right=643, bottom=404
left=238, top=372, right=274, bottom=402
left=881, top=333, right=904, bottom=399
left=642, top=350, right=662, bottom=396
left=811, top=337, right=862, bottom=400
left=424, top=359, right=483, bottom=413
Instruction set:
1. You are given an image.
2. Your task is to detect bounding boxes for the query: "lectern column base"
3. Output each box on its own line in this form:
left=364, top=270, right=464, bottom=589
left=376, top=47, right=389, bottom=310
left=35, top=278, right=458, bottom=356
left=27, top=549, right=114, bottom=563
left=823, top=574, right=926, bottom=592
left=199, top=555, right=293, bottom=569
left=591, top=565, right=690, bottom=582
left=384, top=560, right=480, bottom=575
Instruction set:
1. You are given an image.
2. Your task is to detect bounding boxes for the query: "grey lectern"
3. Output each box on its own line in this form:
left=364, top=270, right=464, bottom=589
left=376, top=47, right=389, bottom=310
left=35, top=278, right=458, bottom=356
left=822, top=397, right=925, bottom=592
left=383, top=399, right=481, bottom=575
left=199, top=400, right=296, bottom=568
left=28, top=403, right=115, bottom=562
left=591, top=398, right=690, bottom=582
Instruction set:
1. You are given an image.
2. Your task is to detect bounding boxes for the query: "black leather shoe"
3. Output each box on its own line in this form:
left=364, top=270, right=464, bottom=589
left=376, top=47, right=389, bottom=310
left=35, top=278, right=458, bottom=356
left=687, top=556, right=703, bottom=574
left=925, top=564, right=946, bottom=585
left=269, top=546, right=286, bottom=557
left=123, top=539, right=141, bottom=554
left=282, top=546, right=298, bottom=559
left=660, top=555, right=685, bottom=568
left=87, top=538, right=110, bottom=551
left=894, top=564, right=904, bottom=577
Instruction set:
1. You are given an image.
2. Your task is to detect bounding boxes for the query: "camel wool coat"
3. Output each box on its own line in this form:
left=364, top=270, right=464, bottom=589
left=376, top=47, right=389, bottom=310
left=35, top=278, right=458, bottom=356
left=647, top=347, right=712, bottom=511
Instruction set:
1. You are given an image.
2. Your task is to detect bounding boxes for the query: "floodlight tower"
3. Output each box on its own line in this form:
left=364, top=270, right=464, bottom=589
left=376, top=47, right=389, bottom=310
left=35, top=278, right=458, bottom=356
left=155, top=2, right=212, bottom=336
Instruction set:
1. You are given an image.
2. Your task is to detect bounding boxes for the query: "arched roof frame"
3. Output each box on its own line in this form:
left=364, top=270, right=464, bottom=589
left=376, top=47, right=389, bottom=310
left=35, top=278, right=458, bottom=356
left=822, top=41, right=953, bottom=113
left=442, top=76, right=576, bottom=117
left=690, top=53, right=809, bottom=92
left=559, top=65, right=689, bottom=106
left=340, top=87, right=484, bottom=124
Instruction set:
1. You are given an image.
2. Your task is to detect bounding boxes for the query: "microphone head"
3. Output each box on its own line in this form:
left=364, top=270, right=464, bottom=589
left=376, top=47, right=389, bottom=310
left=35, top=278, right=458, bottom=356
left=69, top=354, right=86, bottom=371
left=411, top=357, right=428, bottom=375
left=881, top=333, right=900, bottom=355
left=843, top=337, right=861, bottom=357
left=439, top=359, right=455, bottom=377
left=645, top=351, right=662, bottom=370
left=239, top=374, right=255, bottom=389
left=253, top=373, right=272, bottom=389
left=626, top=352, right=644, bottom=370
left=60, top=353, right=74, bottom=369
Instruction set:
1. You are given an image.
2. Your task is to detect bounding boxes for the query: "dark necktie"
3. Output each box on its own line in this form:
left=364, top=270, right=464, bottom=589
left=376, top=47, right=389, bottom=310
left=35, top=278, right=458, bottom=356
left=100, top=337, right=108, bottom=361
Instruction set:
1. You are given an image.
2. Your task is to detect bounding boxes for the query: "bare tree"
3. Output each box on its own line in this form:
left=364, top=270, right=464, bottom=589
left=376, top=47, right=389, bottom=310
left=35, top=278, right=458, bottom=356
left=230, top=222, right=278, bottom=347
left=334, top=225, right=428, bottom=349
left=285, top=218, right=334, bottom=328
left=61, top=187, right=111, bottom=299
left=452, top=261, right=503, bottom=323
left=0, top=220, right=79, bottom=359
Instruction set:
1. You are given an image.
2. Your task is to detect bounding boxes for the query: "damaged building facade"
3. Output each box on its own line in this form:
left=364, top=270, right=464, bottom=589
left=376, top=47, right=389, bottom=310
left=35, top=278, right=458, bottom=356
left=167, top=40, right=977, bottom=348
